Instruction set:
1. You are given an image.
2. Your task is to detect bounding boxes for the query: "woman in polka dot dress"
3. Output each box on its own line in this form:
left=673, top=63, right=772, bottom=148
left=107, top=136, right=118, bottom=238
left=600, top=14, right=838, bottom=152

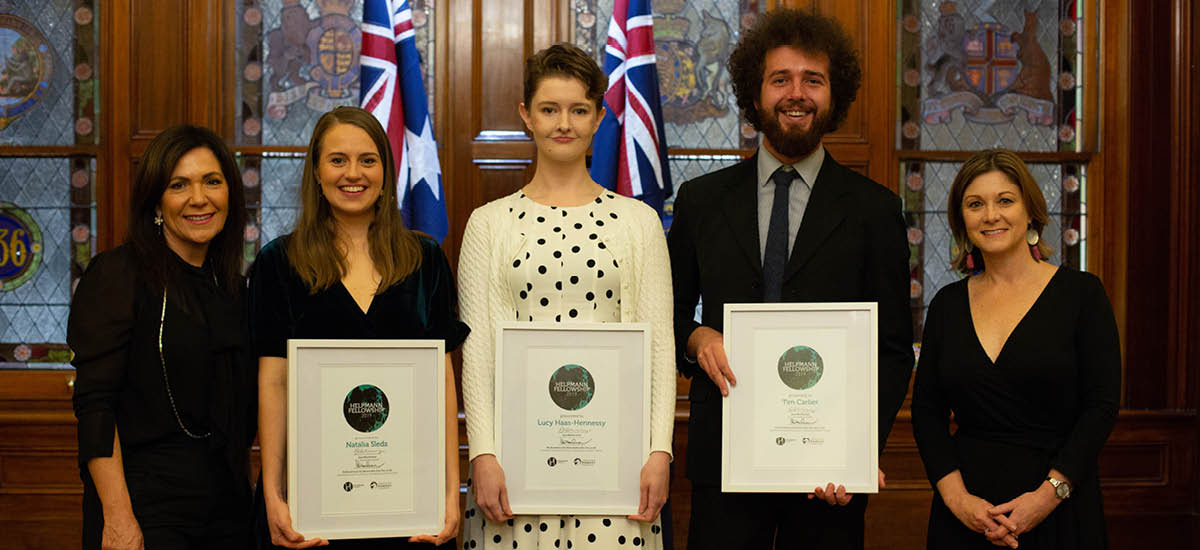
left=457, top=44, right=676, bottom=550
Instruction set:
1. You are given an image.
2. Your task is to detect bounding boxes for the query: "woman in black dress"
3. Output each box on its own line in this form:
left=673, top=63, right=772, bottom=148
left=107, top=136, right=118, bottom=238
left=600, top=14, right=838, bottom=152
left=69, top=125, right=256, bottom=549
left=249, top=106, right=467, bottom=549
left=912, top=149, right=1121, bottom=550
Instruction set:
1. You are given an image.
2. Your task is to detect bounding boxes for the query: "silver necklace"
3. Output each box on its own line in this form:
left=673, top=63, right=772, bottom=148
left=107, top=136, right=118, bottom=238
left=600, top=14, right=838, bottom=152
left=159, top=286, right=212, bottom=439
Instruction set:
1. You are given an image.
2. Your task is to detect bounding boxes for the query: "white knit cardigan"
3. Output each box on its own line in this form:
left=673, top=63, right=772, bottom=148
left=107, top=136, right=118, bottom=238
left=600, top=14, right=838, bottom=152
left=458, top=190, right=676, bottom=462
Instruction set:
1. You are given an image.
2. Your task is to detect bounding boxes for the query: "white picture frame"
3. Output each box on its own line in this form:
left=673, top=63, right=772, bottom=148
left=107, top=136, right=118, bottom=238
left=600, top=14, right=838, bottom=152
left=495, top=322, right=650, bottom=515
left=721, top=303, right=879, bottom=493
left=287, top=339, right=445, bottom=539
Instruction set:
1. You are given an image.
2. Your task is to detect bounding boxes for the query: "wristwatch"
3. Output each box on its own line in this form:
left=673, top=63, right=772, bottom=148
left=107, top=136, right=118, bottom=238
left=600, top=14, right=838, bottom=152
left=1046, top=476, right=1072, bottom=499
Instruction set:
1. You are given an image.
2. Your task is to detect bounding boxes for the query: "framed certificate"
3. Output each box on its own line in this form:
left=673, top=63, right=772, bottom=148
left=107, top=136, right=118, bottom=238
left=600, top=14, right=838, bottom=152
left=495, top=322, right=650, bottom=515
left=721, top=303, right=878, bottom=493
left=288, top=339, right=445, bottom=539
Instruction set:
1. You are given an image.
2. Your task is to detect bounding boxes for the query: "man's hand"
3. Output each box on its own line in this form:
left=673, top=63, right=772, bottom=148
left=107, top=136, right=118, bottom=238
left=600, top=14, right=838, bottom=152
left=807, top=469, right=888, bottom=507
left=687, top=326, right=736, bottom=396
left=810, top=482, right=852, bottom=506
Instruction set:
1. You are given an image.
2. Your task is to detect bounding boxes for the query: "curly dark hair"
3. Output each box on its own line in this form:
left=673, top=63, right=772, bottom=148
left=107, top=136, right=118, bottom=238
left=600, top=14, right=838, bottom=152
left=729, top=9, right=863, bottom=133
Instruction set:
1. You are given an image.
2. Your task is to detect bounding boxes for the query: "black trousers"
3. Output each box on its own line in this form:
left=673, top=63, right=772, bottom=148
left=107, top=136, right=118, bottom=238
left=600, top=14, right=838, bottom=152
left=687, top=484, right=867, bottom=550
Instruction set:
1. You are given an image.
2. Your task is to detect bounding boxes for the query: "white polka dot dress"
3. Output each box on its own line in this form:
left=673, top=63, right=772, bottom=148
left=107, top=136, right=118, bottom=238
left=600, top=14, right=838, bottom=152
left=462, top=192, right=662, bottom=550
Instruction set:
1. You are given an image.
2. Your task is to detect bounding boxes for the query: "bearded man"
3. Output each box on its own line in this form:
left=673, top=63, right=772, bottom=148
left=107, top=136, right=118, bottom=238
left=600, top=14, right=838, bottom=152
left=667, top=10, right=914, bottom=549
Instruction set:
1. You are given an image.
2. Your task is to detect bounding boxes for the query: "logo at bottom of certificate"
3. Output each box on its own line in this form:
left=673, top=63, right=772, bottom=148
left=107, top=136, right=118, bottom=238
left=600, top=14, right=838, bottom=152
left=773, top=435, right=826, bottom=447
left=548, top=364, right=595, bottom=410
left=778, top=346, right=824, bottom=390
left=343, top=384, right=390, bottom=432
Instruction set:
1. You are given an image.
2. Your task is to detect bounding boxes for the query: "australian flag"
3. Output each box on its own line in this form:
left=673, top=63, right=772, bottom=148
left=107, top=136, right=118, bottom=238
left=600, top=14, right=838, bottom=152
left=591, top=0, right=673, bottom=216
left=360, top=0, right=448, bottom=242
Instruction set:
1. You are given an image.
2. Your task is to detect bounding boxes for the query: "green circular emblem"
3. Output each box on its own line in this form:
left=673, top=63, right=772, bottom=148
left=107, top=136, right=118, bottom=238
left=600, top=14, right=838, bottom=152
left=0, top=202, right=42, bottom=292
left=548, top=364, right=595, bottom=411
left=778, top=346, right=824, bottom=390
left=343, top=384, right=389, bottom=433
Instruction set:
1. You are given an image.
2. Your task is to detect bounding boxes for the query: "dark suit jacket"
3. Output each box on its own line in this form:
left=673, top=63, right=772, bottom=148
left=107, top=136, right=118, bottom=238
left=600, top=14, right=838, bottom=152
left=668, top=151, right=915, bottom=485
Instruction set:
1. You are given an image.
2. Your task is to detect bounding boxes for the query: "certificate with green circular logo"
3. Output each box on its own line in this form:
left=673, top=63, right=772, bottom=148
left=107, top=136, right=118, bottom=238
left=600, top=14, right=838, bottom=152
left=287, top=340, right=446, bottom=540
left=722, top=303, right=880, bottom=494
left=495, top=322, right=650, bottom=515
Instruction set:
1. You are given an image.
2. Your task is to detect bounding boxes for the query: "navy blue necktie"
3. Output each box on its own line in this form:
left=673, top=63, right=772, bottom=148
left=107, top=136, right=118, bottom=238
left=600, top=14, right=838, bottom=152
left=763, top=167, right=794, bottom=302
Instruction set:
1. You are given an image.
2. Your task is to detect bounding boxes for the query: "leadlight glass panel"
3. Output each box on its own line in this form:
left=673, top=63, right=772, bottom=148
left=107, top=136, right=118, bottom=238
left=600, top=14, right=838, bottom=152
left=901, top=160, right=1086, bottom=340
left=897, top=0, right=1084, bottom=152
left=235, top=0, right=438, bottom=146
left=0, top=0, right=97, bottom=368
left=574, top=0, right=765, bottom=152
left=663, top=153, right=743, bottom=228
left=0, top=0, right=100, bottom=145
left=241, top=154, right=304, bottom=260
left=0, top=156, right=95, bottom=367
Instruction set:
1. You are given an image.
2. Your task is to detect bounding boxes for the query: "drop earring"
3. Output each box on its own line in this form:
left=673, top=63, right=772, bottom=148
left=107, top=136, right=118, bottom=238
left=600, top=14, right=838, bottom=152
left=154, top=214, right=163, bottom=226
left=965, top=242, right=976, bottom=271
left=1026, top=226, right=1042, bottom=261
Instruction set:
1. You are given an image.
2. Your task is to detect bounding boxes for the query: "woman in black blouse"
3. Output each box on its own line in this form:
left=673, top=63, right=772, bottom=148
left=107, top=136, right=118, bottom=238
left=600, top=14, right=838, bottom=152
left=249, top=106, right=467, bottom=549
left=69, top=125, right=255, bottom=549
left=911, top=149, right=1121, bottom=550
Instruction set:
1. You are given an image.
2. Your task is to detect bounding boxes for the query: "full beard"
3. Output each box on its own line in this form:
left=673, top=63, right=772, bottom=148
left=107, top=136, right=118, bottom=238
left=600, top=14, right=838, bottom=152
left=758, top=101, right=832, bottom=160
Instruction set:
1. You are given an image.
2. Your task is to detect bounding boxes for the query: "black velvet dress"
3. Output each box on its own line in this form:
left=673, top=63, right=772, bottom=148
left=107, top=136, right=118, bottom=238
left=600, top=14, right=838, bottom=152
left=911, top=267, right=1121, bottom=550
left=69, top=244, right=257, bottom=549
left=247, top=235, right=469, bottom=549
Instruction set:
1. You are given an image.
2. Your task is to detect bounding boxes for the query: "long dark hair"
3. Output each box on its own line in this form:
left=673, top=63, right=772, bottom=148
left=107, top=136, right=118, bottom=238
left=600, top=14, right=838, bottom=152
left=127, top=125, right=248, bottom=296
left=287, top=106, right=422, bottom=293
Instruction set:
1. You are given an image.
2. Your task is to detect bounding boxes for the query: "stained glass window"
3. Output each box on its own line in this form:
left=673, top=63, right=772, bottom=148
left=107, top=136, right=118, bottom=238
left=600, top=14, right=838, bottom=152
left=0, top=0, right=98, bottom=368
left=897, top=0, right=1084, bottom=152
left=240, top=154, right=303, bottom=262
left=0, top=0, right=99, bottom=146
left=575, top=0, right=763, bottom=153
left=897, top=0, right=1093, bottom=343
left=662, top=154, right=743, bottom=226
left=234, top=0, right=438, bottom=253
left=235, top=0, right=436, bottom=147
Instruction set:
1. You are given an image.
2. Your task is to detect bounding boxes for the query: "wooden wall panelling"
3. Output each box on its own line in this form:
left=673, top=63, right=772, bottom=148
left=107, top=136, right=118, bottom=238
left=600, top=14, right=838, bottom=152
left=1122, top=0, right=1173, bottom=410
left=1167, top=0, right=1197, bottom=409
left=0, top=370, right=81, bottom=548
left=474, top=160, right=535, bottom=205
left=1100, top=412, right=1197, bottom=548
left=478, top=0, right=528, bottom=135
left=100, top=0, right=132, bottom=250
left=1096, top=0, right=1129, bottom=385
left=129, top=0, right=187, bottom=141
left=1186, top=0, right=1200, bottom=538
left=445, top=0, right=473, bottom=268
